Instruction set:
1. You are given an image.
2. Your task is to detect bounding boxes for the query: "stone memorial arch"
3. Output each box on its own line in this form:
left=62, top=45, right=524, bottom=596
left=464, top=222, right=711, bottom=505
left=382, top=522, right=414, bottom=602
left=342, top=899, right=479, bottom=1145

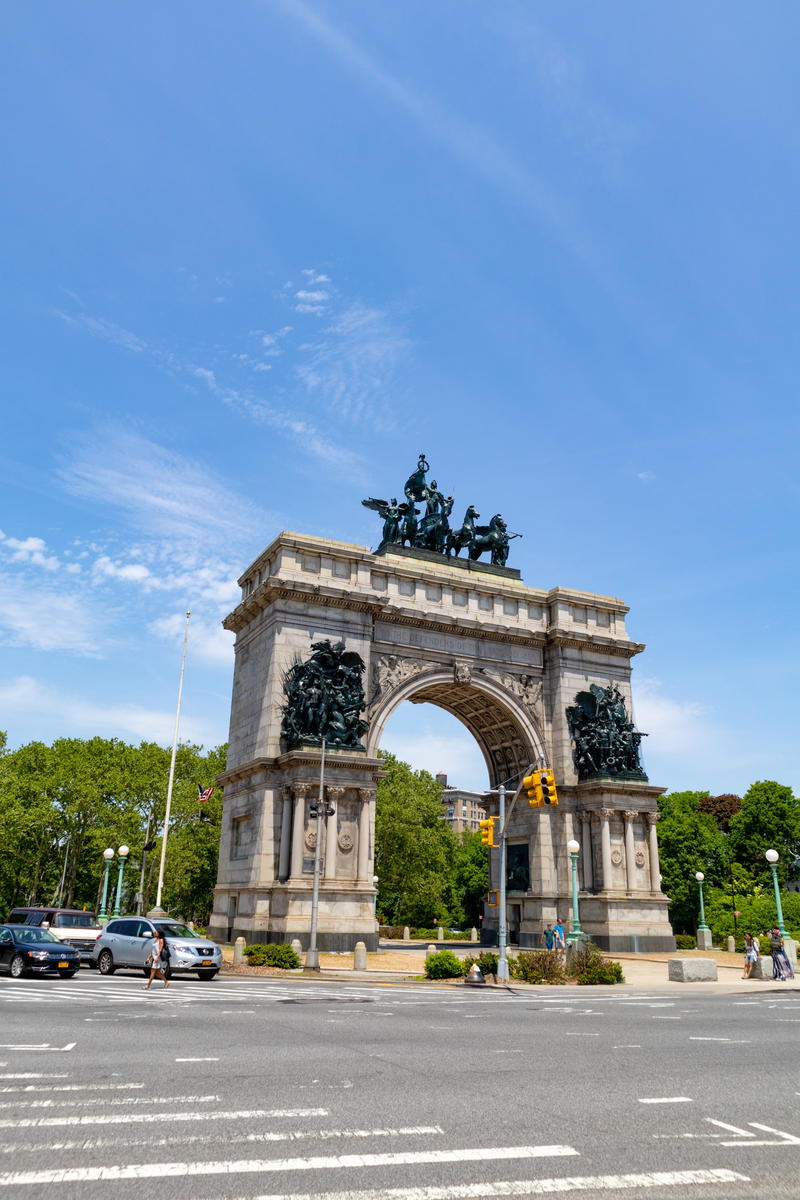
left=209, top=458, right=674, bottom=953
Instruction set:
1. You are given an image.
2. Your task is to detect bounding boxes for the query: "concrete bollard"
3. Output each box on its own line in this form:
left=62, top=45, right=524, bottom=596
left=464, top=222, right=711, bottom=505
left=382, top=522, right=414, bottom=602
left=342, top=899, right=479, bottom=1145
left=402, top=926, right=410, bottom=941
left=667, top=957, right=718, bottom=982
left=290, top=938, right=303, bottom=965
left=426, top=944, right=437, bottom=958
left=726, top=936, right=736, bottom=953
left=470, top=927, right=479, bottom=943
left=353, top=941, right=367, bottom=970
left=233, top=936, right=246, bottom=965
left=437, top=926, right=445, bottom=941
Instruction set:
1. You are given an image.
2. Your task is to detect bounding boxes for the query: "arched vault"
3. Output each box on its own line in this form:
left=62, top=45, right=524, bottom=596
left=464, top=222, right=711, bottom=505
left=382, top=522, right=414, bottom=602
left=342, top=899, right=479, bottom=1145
left=367, top=670, right=544, bottom=789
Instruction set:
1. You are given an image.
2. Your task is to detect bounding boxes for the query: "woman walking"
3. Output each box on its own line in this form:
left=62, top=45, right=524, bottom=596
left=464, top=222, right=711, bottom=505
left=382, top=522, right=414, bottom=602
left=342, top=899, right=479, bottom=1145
left=142, top=928, right=171, bottom=990
left=741, top=932, right=759, bottom=979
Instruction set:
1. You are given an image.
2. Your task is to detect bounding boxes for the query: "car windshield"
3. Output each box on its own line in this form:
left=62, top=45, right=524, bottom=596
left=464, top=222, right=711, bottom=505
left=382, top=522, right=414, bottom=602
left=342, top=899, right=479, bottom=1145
left=156, top=922, right=195, bottom=938
left=52, top=913, right=99, bottom=929
left=11, top=927, right=62, bottom=945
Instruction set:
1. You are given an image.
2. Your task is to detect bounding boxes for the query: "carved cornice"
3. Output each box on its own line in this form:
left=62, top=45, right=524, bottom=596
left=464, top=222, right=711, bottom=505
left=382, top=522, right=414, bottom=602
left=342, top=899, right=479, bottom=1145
left=545, top=627, right=645, bottom=659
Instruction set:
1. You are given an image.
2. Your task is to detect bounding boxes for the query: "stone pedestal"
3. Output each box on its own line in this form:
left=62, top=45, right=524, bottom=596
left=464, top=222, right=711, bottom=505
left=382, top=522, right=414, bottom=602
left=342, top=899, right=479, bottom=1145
left=696, top=929, right=713, bottom=951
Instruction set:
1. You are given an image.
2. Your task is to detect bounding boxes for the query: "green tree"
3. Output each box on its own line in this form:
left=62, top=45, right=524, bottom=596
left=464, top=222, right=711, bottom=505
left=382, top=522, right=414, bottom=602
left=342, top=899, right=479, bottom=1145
left=728, top=781, right=800, bottom=884
left=657, top=790, right=728, bottom=933
left=374, top=752, right=460, bottom=927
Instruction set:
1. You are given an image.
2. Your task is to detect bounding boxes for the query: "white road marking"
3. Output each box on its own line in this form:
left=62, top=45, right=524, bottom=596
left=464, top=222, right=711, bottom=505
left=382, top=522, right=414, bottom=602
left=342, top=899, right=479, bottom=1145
left=1, top=1124, right=444, bottom=1154
left=639, top=1097, right=693, bottom=1104
left=224, top=1171, right=750, bottom=1199
left=705, top=1119, right=755, bottom=1137
left=0, top=1074, right=69, bottom=1080
left=175, top=1057, right=219, bottom=1062
left=721, top=1122, right=800, bottom=1147
left=0, top=1143, right=579, bottom=1185
left=613, top=1044, right=641, bottom=1049
left=689, top=1037, right=750, bottom=1043
left=0, top=1083, right=143, bottom=1095
left=0, top=1093, right=218, bottom=1113
left=0, top=1106, right=327, bottom=1129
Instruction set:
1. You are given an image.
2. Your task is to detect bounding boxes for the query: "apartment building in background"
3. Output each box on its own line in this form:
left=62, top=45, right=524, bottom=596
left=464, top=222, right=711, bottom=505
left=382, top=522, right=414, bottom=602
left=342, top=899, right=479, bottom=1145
left=435, top=772, right=487, bottom=834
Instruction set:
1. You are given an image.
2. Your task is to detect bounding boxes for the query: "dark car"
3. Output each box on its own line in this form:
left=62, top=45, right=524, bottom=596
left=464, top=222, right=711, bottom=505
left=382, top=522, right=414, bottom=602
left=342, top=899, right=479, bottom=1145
left=0, top=924, right=81, bottom=978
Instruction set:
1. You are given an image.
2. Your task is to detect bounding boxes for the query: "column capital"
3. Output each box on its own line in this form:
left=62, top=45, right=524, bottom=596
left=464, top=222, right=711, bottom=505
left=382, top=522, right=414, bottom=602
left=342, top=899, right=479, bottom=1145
left=623, top=810, right=637, bottom=826
left=358, top=788, right=376, bottom=804
left=293, top=782, right=313, bottom=800
left=646, top=811, right=660, bottom=826
left=600, top=807, right=615, bottom=822
left=326, top=785, right=347, bottom=799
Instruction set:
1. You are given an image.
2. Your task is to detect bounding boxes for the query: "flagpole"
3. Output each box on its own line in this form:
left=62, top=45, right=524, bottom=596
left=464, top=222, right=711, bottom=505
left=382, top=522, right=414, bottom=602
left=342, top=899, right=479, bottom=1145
left=149, top=610, right=191, bottom=917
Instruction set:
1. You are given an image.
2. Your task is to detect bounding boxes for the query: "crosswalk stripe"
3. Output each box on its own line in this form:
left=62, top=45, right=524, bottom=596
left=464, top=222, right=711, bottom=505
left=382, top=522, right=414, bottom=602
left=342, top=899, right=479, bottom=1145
left=0, top=1144, right=579, bottom=1185
left=0, top=1093, right=218, bottom=1113
left=229, top=1169, right=751, bottom=1199
left=0, top=1106, right=328, bottom=1129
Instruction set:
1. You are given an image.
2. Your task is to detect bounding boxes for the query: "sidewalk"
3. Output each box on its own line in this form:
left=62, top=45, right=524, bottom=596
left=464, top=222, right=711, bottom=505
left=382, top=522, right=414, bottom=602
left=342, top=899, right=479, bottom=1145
left=222, top=943, right=798, bottom=993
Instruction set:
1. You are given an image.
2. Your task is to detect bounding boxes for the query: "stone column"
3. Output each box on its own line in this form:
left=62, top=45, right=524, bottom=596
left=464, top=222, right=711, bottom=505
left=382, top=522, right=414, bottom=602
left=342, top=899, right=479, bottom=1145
left=357, top=788, right=375, bottom=883
left=580, top=813, right=594, bottom=890
left=624, top=811, right=637, bottom=892
left=325, top=787, right=345, bottom=881
left=278, top=787, right=292, bottom=881
left=647, top=812, right=662, bottom=894
left=290, top=784, right=311, bottom=879
left=599, top=809, right=613, bottom=892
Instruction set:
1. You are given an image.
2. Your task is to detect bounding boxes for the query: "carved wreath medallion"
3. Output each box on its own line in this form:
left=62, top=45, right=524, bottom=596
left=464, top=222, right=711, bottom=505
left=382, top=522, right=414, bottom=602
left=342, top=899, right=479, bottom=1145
left=610, top=849, right=623, bottom=866
left=338, top=831, right=354, bottom=853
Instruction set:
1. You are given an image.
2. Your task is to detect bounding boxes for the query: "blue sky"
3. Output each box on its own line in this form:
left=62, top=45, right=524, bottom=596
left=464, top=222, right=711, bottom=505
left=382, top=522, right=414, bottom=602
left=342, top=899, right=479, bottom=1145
left=1, top=2, right=798, bottom=796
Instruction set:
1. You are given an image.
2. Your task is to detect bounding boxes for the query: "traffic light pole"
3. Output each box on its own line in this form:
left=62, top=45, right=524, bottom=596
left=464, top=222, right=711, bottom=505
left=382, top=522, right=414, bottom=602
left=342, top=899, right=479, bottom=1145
left=305, top=738, right=327, bottom=972
left=496, top=784, right=509, bottom=982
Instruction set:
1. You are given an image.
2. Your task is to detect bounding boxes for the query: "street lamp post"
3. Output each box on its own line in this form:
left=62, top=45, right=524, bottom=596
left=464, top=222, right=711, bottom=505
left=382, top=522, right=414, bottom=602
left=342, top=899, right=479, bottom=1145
left=150, top=610, right=191, bottom=919
left=765, top=849, right=787, bottom=937
left=112, top=846, right=130, bottom=917
left=305, top=739, right=328, bottom=972
left=695, top=871, right=711, bottom=947
left=566, top=839, right=583, bottom=943
left=98, top=849, right=115, bottom=923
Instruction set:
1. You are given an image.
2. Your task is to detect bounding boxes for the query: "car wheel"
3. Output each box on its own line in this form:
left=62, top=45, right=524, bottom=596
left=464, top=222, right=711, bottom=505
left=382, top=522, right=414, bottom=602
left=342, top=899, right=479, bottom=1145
left=196, top=969, right=218, bottom=980
left=10, top=954, right=27, bottom=979
left=60, top=970, right=77, bottom=979
left=97, top=950, right=115, bottom=975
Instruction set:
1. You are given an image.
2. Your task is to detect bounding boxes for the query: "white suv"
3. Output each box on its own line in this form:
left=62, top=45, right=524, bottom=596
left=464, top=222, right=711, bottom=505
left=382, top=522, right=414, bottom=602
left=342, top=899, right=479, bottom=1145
left=7, top=908, right=102, bottom=965
left=92, top=917, right=222, bottom=980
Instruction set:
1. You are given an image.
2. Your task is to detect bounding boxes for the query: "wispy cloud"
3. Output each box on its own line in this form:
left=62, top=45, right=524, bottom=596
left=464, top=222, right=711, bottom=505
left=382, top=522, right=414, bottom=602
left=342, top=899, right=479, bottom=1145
left=0, top=579, right=102, bottom=655
left=294, top=300, right=409, bottom=428
left=0, top=675, right=220, bottom=746
left=150, top=611, right=235, bottom=668
left=59, top=424, right=271, bottom=549
left=0, top=532, right=60, bottom=572
left=637, top=471, right=656, bottom=482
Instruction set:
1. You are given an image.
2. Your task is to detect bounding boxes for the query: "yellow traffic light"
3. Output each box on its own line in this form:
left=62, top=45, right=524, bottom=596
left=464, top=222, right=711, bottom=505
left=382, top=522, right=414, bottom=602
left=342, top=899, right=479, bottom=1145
left=524, top=772, right=542, bottom=806
left=479, top=817, right=496, bottom=847
left=539, top=768, right=558, bottom=806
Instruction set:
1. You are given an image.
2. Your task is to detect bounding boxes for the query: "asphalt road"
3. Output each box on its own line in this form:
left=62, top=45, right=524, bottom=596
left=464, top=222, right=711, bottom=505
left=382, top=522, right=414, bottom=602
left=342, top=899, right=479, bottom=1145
left=0, top=970, right=798, bottom=1200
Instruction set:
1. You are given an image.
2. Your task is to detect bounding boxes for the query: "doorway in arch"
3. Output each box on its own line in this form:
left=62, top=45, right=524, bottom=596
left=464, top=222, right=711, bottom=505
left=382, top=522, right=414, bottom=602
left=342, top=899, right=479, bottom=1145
left=209, top=531, right=674, bottom=953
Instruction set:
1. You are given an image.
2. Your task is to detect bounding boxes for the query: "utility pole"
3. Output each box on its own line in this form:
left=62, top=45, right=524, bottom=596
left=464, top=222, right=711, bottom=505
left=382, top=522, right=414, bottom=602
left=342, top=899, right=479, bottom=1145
left=150, top=610, right=191, bottom=917
left=486, top=764, right=536, bottom=984
left=305, top=738, right=327, bottom=971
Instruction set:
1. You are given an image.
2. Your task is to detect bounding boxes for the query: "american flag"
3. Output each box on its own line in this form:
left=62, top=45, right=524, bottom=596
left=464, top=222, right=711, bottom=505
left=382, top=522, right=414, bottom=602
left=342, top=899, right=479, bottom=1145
left=198, top=785, right=214, bottom=803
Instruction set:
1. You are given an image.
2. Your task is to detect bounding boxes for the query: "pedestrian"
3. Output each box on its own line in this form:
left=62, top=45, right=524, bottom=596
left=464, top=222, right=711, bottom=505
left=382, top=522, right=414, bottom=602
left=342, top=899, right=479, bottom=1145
left=741, top=932, right=759, bottom=979
left=543, top=924, right=555, bottom=950
left=142, top=928, right=171, bottom=990
left=769, top=928, right=790, bottom=981
left=553, top=923, right=565, bottom=950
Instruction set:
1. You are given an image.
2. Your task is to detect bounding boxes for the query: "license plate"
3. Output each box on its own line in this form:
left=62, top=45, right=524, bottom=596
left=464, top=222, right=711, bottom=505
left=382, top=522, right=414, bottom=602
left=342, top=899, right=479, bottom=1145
left=58, top=961, right=69, bottom=968
left=201, top=959, right=212, bottom=966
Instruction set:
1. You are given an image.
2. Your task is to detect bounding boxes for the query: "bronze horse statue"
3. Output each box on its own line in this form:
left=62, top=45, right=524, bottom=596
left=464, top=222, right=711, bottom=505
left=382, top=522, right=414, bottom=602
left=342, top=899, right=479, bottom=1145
left=415, top=495, right=454, bottom=554
left=446, top=505, right=480, bottom=557
left=467, top=514, right=522, bottom=568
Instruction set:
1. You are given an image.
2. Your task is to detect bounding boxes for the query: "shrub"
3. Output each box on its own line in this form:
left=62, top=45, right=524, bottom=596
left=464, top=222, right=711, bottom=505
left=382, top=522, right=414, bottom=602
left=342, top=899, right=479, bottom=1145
left=243, top=943, right=300, bottom=969
left=424, top=950, right=466, bottom=979
left=512, top=949, right=567, bottom=984
left=577, top=959, right=624, bottom=985
left=412, top=928, right=447, bottom=941
left=674, top=934, right=696, bottom=950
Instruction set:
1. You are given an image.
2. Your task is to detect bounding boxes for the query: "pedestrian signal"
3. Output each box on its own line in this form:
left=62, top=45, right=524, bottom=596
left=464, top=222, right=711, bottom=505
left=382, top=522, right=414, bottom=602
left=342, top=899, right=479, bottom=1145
left=479, top=817, right=496, bottom=847
left=486, top=889, right=499, bottom=907
left=539, top=769, right=558, bottom=806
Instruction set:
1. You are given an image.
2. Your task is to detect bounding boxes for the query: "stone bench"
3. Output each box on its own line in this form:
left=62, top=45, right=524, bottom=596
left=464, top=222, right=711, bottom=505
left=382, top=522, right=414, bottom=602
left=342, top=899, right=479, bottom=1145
left=667, top=957, right=718, bottom=982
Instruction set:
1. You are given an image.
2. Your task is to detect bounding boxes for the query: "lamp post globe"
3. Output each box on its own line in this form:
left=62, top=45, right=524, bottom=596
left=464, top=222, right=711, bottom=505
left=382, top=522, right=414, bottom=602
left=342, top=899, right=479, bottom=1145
left=99, top=849, right=115, bottom=923
left=566, top=839, right=582, bottom=943
left=765, top=850, right=787, bottom=936
left=112, top=845, right=130, bottom=918
left=695, top=871, right=704, bottom=882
